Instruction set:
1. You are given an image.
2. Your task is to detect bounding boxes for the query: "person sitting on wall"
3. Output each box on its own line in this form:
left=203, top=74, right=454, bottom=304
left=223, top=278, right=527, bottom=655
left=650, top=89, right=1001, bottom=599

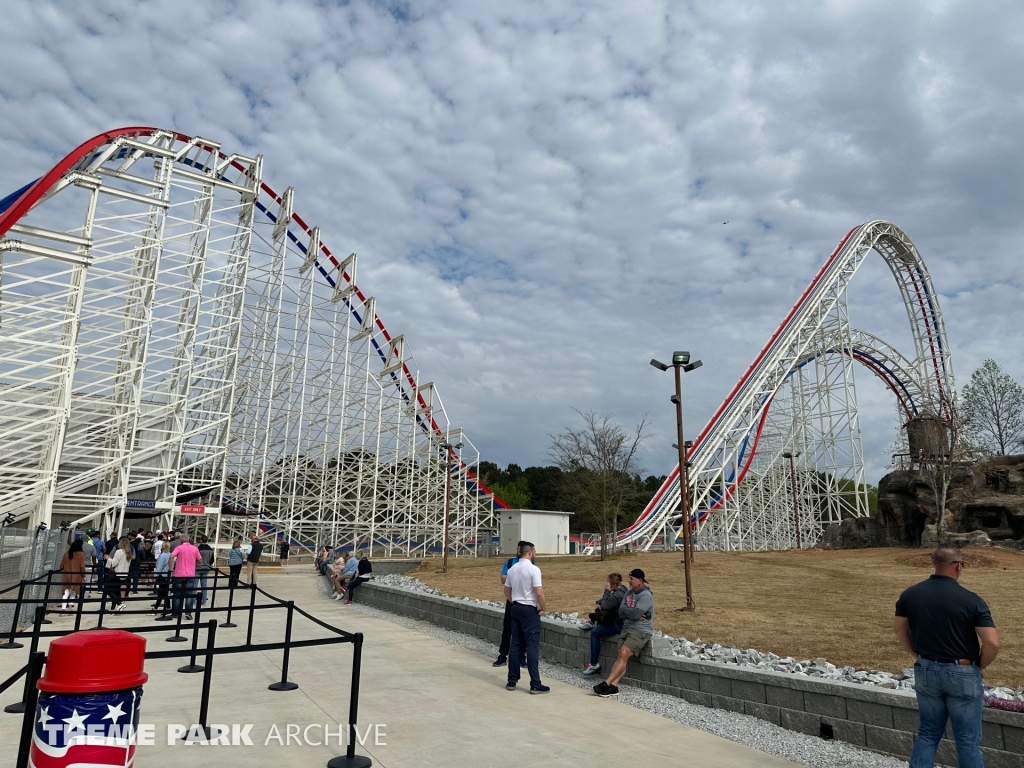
left=333, top=552, right=359, bottom=599
left=581, top=573, right=627, bottom=676
left=330, top=553, right=348, bottom=597
left=593, top=569, right=654, bottom=699
left=344, top=554, right=373, bottom=605
left=317, top=545, right=333, bottom=576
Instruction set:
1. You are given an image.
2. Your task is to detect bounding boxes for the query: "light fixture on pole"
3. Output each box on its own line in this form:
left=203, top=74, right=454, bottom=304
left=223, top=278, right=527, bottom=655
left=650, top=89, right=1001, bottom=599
left=782, top=451, right=802, bottom=549
left=438, top=439, right=463, bottom=574
left=650, top=351, right=703, bottom=612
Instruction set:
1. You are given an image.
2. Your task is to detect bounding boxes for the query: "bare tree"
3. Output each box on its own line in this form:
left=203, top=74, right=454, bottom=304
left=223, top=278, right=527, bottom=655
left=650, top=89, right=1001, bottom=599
left=549, top=410, right=649, bottom=560
left=962, top=359, right=1024, bottom=455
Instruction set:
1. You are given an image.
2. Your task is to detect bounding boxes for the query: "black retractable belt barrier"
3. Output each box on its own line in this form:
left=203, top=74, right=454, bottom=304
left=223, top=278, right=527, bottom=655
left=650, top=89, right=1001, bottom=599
left=15, top=652, right=44, bottom=768
left=2, top=569, right=372, bottom=768
left=268, top=600, right=299, bottom=691
left=245, top=582, right=257, bottom=644
left=39, top=570, right=53, bottom=625
left=4, top=607, right=43, bottom=713
left=0, top=580, right=26, bottom=649
left=327, top=632, right=372, bottom=768
left=220, top=569, right=237, bottom=628
left=179, top=599, right=205, bottom=673
left=167, top=584, right=188, bottom=643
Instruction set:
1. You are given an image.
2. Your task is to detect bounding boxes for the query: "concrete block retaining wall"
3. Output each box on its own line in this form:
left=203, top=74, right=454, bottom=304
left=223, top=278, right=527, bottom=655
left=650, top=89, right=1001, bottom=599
left=362, top=560, right=423, bottom=577
left=349, top=581, right=1024, bottom=767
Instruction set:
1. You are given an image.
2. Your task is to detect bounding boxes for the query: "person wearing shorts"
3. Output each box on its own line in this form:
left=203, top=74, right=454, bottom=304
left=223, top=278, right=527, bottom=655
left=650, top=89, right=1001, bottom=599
left=593, top=568, right=654, bottom=699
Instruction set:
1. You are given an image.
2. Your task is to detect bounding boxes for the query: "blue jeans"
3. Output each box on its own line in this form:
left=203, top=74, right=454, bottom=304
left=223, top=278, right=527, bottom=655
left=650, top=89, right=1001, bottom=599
left=508, top=603, right=542, bottom=689
left=589, top=622, right=622, bottom=666
left=910, top=658, right=984, bottom=768
left=197, top=571, right=209, bottom=605
left=171, top=577, right=197, bottom=616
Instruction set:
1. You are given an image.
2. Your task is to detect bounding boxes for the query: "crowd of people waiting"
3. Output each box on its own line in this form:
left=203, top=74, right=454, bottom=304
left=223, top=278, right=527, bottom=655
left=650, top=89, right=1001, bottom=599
left=51, top=525, right=276, bottom=620
left=314, top=546, right=372, bottom=604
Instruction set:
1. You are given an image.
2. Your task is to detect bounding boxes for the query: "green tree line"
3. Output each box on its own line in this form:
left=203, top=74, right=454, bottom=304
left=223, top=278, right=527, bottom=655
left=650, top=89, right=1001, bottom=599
left=479, top=460, right=666, bottom=533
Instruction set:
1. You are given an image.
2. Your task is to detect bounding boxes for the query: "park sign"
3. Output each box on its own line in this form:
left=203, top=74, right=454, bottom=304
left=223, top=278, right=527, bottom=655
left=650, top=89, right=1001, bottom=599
left=125, top=499, right=156, bottom=509
left=178, top=505, right=206, bottom=515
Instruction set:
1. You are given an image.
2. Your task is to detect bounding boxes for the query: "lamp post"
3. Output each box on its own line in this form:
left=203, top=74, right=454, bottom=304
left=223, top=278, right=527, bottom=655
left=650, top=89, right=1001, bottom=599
left=438, top=440, right=463, bottom=574
left=650, top=351, right=703, bottom=612
left=783, top=451, right=802, bottom=549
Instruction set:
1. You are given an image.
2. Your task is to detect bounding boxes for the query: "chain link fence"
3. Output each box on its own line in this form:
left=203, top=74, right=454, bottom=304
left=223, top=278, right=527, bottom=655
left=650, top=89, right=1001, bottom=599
left=0, top=526, right=68, bottom=634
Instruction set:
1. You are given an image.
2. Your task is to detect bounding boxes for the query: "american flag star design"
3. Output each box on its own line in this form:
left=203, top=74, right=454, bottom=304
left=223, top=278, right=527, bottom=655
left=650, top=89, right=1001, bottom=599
left=30, top=688, right=142, bottom=768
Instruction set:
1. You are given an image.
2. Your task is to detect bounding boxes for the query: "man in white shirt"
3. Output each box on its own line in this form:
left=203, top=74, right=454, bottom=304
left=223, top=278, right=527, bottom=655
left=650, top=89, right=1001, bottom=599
left=502, top=542, right=549, bottom=694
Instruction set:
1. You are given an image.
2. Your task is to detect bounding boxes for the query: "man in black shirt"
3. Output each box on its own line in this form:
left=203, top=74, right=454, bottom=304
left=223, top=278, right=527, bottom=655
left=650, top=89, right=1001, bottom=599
left=894, top=546, right=1000, bottom=768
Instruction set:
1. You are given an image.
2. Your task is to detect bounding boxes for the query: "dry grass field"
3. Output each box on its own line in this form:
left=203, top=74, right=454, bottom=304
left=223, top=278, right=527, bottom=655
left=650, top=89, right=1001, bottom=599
left=411, top=547, right=1024, bottom=687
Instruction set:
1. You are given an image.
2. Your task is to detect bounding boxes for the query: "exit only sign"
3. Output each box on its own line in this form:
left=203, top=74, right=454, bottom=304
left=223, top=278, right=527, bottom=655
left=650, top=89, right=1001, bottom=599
left=178, top=504, right=206, bottom=515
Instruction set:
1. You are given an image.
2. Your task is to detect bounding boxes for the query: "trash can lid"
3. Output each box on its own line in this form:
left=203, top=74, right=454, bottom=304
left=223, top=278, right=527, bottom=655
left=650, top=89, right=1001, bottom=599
left=38, top=629, right=148, bottom=693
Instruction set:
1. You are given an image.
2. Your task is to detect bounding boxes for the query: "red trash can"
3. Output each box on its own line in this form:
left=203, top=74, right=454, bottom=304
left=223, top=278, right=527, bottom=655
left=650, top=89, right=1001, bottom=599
left=30, top=629, right=148, bottom=767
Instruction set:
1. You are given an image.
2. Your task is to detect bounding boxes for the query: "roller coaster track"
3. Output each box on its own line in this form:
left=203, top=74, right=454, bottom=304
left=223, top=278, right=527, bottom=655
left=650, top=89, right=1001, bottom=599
left=619, top=220, right=954, bottom=551
left=0, top=127, right=503, bottom=556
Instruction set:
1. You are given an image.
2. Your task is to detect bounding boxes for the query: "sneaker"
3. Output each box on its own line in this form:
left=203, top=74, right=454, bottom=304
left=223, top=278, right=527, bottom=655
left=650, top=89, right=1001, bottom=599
left=582, top=663, right=601, bottom=676
left=597, top=685, right=619, bottom=698
left=492, top=655, right=507, bottom=667
left=333, top=593, right=343, bottom=601
left=529, top=685, right=550, bottom=695
left=345, top=600, right=353, bottom=605
left=578, top=622, right=594, bottom=631
left=505, top=683, right=516, bottom=691
left=185, top=613, right=193, bottom=620
left=593, top=681, right=609, bottom=695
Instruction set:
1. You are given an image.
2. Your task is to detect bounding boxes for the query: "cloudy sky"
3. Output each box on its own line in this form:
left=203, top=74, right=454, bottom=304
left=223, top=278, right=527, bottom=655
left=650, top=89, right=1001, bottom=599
left=2, top=0, right=1022, bottom=484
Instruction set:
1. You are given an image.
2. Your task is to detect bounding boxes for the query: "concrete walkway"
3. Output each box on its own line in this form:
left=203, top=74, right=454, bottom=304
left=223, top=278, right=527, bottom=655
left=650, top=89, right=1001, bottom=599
left=0, top=572, right=798, bottom=767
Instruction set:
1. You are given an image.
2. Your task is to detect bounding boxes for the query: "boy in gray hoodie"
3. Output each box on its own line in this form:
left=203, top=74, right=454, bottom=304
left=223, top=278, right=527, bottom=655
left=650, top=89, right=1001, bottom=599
left=593, top=568, right=654, bottom=698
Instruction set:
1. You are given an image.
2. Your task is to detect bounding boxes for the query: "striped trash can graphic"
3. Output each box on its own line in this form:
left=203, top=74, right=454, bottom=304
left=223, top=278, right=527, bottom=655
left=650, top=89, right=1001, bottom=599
left=30, top=629, right=148, bottom=768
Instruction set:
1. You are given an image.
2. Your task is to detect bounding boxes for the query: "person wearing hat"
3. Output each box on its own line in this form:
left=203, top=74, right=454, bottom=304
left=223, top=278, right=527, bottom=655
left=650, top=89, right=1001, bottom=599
left=593, top=568, right=654, bottom=699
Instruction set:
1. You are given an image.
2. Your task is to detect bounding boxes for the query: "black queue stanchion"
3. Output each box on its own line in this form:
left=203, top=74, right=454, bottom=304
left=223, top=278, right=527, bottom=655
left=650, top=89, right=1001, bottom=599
left=1, top=580, right=26, bottom=649
left=178, top=595, right=205, bottom=673
left=209, top=567, right=218, bottom=610
left=245, top=583, right=257, bottom=645
left=268, top=601, right=298, bottom=691
left=96, top=590, right=107, bottom=629
left=327, top=632, right=372, bottom=768
left=14, top=651, right=44, bottom=768
left=166, top=584, right=188, bottom=643
left=220, top=571, right=237, bottom=628
left=197, top=620, right=217, bottom=739
left=39, top=571, right=53, bottom=625
left=4, top=607, right=44, bottom=713
left=73, top=586, right=85, bottom=632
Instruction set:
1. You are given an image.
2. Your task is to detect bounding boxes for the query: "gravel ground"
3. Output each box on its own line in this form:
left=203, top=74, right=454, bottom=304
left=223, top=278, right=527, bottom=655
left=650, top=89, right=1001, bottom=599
left=347, top=599, right=909, bottom=768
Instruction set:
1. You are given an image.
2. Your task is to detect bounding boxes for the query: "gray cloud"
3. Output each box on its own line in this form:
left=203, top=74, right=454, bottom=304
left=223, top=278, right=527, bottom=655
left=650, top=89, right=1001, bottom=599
left=2, top=0, right=1022, bottom=485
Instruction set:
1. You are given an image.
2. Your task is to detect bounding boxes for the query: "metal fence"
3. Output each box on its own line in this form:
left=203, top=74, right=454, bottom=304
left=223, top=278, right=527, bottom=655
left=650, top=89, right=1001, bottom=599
left=0, top=526, right=67, bottom=634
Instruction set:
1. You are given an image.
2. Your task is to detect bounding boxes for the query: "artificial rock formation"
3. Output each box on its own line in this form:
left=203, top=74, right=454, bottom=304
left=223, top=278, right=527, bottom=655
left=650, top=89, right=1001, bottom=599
left=822, top=455, right=1024, bottom=548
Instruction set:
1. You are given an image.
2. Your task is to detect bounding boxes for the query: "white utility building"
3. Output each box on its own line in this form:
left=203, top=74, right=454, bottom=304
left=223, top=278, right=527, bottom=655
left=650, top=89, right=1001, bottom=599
left=499, top=509, right=572, bottom=555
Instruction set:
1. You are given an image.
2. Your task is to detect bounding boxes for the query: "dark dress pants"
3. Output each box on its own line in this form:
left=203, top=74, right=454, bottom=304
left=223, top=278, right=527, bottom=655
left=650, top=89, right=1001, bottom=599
left=499, top=600, right=513, bottom=656
left=508, top=602, right=542, bottom=688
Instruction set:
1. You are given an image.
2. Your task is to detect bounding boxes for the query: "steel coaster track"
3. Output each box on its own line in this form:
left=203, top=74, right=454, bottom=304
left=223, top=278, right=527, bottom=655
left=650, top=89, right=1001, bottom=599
left=617, top=221, right=953, bottom=550
left=0, top=128, right=505, bottom=554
